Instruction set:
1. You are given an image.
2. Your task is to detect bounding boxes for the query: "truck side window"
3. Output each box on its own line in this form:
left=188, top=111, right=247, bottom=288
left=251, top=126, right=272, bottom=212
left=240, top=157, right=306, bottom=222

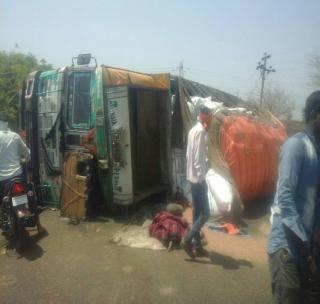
left=68, top=72, right=91, bottom=129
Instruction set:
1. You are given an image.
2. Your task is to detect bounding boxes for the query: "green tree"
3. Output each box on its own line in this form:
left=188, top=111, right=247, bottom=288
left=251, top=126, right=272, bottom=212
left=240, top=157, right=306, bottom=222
left=0, top=51, right=52, bottom=127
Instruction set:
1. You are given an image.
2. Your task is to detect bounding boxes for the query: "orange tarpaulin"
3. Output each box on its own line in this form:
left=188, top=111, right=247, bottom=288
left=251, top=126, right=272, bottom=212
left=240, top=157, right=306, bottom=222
left=103, top=67, right=170, bottom=90
left=220, top=114, right=287, bottom=201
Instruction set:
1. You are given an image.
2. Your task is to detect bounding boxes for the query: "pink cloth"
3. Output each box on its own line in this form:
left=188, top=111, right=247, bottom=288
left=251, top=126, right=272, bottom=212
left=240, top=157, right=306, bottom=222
left=149, top=211, right=189, bottom=244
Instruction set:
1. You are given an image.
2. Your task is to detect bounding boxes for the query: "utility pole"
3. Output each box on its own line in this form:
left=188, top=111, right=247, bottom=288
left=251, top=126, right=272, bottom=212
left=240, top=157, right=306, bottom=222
left=178, top=61, right=184, bottom=77
left=256, top=52, right=275, bottom=108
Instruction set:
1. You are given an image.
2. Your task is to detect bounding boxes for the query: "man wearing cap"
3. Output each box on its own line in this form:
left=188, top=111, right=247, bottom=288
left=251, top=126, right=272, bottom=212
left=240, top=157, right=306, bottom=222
left=181, top=105, right=212, bottom=258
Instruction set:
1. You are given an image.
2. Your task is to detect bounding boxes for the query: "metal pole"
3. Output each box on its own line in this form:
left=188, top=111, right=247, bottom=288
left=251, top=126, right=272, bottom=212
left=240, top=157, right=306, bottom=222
left=256, top=53, right=275, bottom=108
left=259, top=57, right=267, bottom=107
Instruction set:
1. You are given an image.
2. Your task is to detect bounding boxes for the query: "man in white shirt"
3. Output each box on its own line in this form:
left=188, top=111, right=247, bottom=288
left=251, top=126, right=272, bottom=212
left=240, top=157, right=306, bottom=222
left=181, top=105, right=212, bottom=258
left=0, top=119, right=47, bottom=235
left=0, top=129, right=30, bottom=183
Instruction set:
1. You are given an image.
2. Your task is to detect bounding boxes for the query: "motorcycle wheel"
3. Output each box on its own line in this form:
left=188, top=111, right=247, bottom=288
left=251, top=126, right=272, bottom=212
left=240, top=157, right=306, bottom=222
left=15, top=217, right=27, bottom=252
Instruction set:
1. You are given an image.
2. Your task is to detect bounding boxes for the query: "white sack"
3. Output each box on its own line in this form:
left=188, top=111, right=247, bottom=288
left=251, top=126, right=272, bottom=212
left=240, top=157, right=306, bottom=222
left=206, top=168, right=233, bottom=214
left=207, top=189, right=221, bottom=217
left=189, top=96, right=223, bottom=120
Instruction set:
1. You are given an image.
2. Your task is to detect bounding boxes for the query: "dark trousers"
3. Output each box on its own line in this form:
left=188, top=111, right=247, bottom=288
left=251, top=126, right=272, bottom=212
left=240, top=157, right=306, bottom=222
left=185, top=181, right=210, bottom=248
left=268, top=248, right=320, bottom=304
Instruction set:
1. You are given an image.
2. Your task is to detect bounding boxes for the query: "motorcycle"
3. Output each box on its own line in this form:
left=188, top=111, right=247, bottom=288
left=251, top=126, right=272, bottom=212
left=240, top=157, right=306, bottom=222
left=0, top=176, right=38, bottom=252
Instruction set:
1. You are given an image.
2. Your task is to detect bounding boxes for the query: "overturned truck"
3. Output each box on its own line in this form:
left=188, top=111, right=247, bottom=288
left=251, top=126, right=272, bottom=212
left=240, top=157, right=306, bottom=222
left=19, top=54, right=286, bottom=219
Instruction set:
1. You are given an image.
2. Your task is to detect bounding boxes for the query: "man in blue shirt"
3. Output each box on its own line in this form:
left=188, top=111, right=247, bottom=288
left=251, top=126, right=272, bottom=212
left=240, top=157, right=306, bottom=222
left=268, top=91, right=320, bottom=304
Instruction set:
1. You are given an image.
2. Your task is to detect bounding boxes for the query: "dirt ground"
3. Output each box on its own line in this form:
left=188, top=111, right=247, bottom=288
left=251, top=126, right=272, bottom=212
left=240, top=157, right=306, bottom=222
left=0, top=201, right=273, bottom=304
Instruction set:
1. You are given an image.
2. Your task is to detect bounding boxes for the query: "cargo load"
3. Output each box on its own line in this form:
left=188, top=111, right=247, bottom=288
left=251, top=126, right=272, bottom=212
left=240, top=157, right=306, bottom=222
left=171, top=79, right=287, bottom=215
left=219, top=112, right=287, bottom=202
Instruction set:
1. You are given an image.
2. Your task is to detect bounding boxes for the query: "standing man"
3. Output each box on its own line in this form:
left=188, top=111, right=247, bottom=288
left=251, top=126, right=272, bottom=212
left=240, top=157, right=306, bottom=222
left=268, top=91, right=320, bottom=304
left=181, top=105, right=212, bottom=258
left=0, top=118, right=47, bottom=235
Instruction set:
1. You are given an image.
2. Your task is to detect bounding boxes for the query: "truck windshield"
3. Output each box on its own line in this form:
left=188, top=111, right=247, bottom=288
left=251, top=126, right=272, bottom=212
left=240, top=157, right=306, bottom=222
left=68, top=72, right=91, bottom=129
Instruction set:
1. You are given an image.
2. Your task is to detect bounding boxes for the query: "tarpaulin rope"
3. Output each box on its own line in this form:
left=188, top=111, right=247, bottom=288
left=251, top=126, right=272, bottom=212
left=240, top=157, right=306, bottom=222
left=60, top=180, right=86, bottom=211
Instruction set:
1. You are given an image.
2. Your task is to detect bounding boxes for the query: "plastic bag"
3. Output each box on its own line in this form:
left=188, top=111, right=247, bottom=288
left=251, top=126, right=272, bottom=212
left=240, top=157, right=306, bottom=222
left=206, top=168, right=233, bottom=215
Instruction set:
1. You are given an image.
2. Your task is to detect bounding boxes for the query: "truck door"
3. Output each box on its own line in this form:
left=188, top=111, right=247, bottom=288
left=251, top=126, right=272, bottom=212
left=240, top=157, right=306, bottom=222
left=105, top=86, right=134, bottom=205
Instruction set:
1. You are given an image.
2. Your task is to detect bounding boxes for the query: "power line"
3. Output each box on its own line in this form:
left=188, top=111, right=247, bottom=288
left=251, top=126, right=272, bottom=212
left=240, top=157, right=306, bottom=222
left=185, top=68, right=256, bottom=82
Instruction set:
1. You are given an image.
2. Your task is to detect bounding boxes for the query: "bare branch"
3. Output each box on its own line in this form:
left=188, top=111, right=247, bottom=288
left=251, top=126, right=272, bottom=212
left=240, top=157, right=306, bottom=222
left=247, top=83, right=295, bottom=121
left=309, top=54, right=320, bottom=87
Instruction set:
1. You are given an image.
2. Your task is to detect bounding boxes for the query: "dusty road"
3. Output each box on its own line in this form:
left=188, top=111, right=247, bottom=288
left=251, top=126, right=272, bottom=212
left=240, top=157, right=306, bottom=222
left=0, top=204, right=272, bottom=304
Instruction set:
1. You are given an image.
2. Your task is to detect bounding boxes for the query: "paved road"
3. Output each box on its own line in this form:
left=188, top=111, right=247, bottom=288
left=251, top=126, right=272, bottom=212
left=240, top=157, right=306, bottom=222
left=0, top=206, right=272, bottom=304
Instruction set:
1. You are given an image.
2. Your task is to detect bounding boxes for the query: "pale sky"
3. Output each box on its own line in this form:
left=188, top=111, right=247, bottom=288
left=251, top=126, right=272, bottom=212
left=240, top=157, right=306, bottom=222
left=1, top=0, right=319, bottom=119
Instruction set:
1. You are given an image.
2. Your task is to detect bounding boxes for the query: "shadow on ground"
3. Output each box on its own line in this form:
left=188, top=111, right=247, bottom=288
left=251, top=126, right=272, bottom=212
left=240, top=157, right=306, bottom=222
left=185, top=250, right=254, bottom=270
left=109, top=194, right=169, bottom=226
left=1, top=229, right=47, bottom=261
left=20, top=231, right=47, bottom=261
left=84, top=193, right=169, bottom=226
